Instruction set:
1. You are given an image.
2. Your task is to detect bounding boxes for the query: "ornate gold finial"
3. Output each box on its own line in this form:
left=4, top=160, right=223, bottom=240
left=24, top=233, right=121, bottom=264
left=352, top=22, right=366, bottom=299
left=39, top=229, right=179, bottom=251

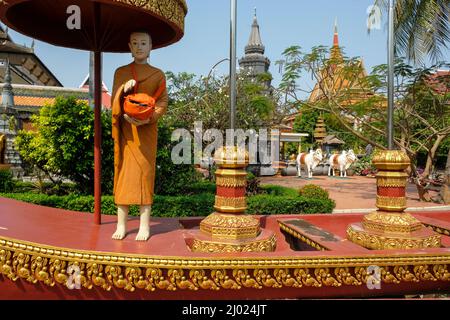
left=347, top=149, right=441, bottom=250
left=213, top=146, right=249, bottom=168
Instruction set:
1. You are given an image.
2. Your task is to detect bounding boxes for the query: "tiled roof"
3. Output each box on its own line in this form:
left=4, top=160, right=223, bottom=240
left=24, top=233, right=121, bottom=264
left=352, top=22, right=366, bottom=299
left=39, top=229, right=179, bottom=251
left=0, top=95, right=87, bottom=107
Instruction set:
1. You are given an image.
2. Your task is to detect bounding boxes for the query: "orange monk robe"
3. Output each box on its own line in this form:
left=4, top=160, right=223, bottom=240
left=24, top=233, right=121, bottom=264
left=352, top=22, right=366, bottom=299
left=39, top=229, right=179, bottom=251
left=111, top=62, right=168, bottom=205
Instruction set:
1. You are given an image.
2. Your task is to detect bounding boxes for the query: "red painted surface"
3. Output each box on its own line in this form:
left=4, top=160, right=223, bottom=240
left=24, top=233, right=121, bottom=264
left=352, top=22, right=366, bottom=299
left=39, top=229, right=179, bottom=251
left=0, top=197, right=449, bottom=299
left=216, top=186, right=246, bottom=198
left=377, top=187, right=406, bottom=197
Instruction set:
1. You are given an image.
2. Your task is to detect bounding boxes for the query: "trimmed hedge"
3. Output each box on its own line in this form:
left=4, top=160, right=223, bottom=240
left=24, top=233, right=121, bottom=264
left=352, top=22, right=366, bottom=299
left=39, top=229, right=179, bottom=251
left=0, top=193, right=215, bottom=217
left=0, top=190, right=334, bottom=216
left=246, top=195, right=334, bottom=214
left=260, top=185, right=299, bottom=197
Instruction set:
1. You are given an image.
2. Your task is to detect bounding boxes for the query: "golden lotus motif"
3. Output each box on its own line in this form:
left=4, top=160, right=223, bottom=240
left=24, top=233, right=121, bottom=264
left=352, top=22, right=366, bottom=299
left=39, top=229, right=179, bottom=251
left=213, top=146, right=249, bottom=168
left=372, top=150, right=410, bottom=171
left=200, top=213, right=260, bottom=240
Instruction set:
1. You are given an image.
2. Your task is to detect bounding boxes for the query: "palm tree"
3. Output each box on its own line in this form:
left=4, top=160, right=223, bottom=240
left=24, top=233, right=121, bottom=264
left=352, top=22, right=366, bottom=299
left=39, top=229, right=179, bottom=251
left=373, top=0, right=450, bottom=64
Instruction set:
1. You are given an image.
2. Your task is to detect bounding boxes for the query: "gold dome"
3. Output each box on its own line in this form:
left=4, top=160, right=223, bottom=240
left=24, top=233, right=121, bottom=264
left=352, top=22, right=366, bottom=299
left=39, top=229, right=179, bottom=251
left=372, top=150, right=410, bottom=171
left=214, top=146, right=249, bottom=168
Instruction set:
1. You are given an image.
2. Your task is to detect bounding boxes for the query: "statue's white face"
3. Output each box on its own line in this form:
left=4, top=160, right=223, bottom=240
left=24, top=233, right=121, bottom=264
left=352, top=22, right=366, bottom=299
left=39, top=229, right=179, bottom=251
left=129, top=32, right=152, bottom=62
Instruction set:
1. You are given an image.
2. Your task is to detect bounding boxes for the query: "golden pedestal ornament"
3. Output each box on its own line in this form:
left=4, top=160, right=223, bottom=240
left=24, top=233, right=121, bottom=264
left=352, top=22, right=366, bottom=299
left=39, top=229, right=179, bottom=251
left=190, top=146, right=277, bottom=253
left=347, top=150, right=441, bottom=250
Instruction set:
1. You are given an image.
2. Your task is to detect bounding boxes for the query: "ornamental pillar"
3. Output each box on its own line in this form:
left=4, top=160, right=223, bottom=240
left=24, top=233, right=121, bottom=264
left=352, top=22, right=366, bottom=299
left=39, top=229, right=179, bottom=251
left=190, top=146, right=276, bottom=253
left=347, top=150, right=441, bottom=249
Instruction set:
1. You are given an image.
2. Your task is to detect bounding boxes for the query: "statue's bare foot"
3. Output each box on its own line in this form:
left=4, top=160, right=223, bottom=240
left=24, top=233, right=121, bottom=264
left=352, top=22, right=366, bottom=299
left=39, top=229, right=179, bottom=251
left=135, top=226, right=150, bottom=241
left=112, top=225, right=127, bottom=240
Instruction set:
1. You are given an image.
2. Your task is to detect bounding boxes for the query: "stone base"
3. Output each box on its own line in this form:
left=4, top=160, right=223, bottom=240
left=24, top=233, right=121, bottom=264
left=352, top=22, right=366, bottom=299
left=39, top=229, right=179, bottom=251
left=188, top=229, right=277, bottom=253
left=347, top=223, right=441, bottom=250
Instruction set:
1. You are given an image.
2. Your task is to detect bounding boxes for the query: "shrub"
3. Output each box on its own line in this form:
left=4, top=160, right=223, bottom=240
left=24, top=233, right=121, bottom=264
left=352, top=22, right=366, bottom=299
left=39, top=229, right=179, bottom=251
left=0, top=190, right=334, bottom=216
left=261, top=184, right=299, bottom=197
left=0, top=192, right=215, bottom=217
left=298, top=184, right=329, bottom=200
left=0, top=169, right=14, bottom=193
left=185, top=181, right=216, bottom=194
left=246, top=172, right=261, bottom=196
left=246, top=195, right=334, bottom=214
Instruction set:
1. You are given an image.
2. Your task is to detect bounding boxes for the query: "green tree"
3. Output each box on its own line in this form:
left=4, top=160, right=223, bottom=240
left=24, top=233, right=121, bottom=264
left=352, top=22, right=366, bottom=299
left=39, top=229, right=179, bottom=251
left=15, top=97, right=114, bottom=194
left=278, top=45, right=450, bottom=201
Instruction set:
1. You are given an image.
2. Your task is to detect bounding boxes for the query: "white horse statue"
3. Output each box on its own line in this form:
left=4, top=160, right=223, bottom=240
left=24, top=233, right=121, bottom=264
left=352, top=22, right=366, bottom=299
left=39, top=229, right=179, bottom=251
left=296, top=149, right=323, bottom=178
left=328, top=149, right=357, bottom=177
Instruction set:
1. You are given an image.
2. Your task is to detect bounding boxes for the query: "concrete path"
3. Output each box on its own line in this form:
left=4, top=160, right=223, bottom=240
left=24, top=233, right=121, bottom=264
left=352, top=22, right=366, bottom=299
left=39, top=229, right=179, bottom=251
left=259, top=175, right=448, bottom=212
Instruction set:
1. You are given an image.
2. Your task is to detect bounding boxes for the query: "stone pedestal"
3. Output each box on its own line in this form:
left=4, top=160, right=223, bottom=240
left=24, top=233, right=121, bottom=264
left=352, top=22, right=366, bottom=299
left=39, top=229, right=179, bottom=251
left=190, top=146, right=276, bottom=253
left=347, top=150, right=441, bottom=250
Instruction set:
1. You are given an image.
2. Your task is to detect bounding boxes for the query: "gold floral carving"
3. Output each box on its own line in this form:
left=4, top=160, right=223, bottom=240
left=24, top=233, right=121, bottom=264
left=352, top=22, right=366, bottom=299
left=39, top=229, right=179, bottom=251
left=215, top=175, right=247, bottom=188
left=1, top=237, right=449, bottom=293
left=213, top=146, right=249, bottom=168
left=423, top=224, right=450, bottom=236
left=214, top=196, right=246, bottom=212
left=200, top=213, right=259, bottom=239
left=347, top=226, right=441, bottom=250
left=372, top=150, right=410, bottom=170
left=113, top=0, right=187, bottom=31
left=376, top=171, right=408, bottom=187
left=363, top=212, right=422, bottom=233
left=376, top=195, right=407, bottom=211
left=191, top=235, right=276, bottom=253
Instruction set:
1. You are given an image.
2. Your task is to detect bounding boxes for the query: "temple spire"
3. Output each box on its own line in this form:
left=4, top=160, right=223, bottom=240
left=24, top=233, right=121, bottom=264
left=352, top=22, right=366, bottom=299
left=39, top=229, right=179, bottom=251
left=245, top=9, right=264, bottom=54
left=333, top=17, right=339, bottom=47
left=331, top=18, right=342, bottom=60
left=238, top=9, right=271, bottom=86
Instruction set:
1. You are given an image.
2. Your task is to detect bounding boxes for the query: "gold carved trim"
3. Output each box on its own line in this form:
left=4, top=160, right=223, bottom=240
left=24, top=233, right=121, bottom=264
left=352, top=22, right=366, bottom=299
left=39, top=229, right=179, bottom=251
left=347, top=225, right=441, bottom=250
left=215, top=175, right=246, bottom=188
left=376, top=195, right=407, bottom=211
left=376, top=172, right=408, bottom=188
left=113, top=0, right=187, bottom=31
left=423, top=224, right=450, bottom=237
left=362, top=212, right=423, bottom=233
left=191, top=235, right=276, bottom=253
left=200, top=213, right=260, bottom=240
left=214, top=196, right=246, bottom=212
left=372, top=150, right=410, bottom=170
left=279, top=223, right=327, bottom=251
left=0, top=236, right=449, bottom=293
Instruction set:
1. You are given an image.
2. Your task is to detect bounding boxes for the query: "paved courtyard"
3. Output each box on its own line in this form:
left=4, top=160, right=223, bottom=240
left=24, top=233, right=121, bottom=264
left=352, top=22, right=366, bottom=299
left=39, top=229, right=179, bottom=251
left=259, top=175, right=448, bottom=211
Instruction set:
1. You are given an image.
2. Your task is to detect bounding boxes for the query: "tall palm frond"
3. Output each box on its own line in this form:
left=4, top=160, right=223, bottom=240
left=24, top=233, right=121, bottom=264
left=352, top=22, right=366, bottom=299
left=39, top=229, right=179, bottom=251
left=372, top=0, right=450, bottom=64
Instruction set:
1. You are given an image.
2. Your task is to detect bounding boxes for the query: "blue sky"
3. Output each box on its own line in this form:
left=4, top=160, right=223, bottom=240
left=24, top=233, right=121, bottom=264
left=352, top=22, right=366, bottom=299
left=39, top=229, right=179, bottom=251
left=7, top=0, right=394, bottom=92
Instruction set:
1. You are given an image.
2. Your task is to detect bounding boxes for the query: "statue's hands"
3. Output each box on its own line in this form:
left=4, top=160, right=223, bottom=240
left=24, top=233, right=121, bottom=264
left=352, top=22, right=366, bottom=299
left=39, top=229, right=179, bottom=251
left=124, top=79, right=136, bottom=94
left=124, top=114, right=150, bottom=126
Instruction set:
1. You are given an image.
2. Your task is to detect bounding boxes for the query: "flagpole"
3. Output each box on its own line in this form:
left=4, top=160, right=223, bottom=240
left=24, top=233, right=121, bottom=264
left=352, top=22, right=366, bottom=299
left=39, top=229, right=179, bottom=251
left=387, top=0, right=395, bottom=149
left=230, top=0, right=237, bottom=130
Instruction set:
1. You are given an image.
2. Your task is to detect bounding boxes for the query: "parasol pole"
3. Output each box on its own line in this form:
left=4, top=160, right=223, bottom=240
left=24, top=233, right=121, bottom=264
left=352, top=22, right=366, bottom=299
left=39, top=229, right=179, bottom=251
left=229, top=0, right=237, bottom=130
left=387, top=0, right=395, bottom=149
left=93, top=2, right=102, bottom=225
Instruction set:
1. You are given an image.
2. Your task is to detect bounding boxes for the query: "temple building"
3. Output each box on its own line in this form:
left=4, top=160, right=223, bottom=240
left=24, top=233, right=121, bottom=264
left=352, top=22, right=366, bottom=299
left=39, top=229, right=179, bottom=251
left=282, top=20, right=384, bottom=133
left=238, top=11, right=271, bottom=87
left=0, top=25, right=110, bottom=176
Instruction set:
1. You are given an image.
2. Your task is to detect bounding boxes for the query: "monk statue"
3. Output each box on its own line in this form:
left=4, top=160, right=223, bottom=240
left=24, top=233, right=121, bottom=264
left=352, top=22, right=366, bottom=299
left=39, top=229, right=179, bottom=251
left=111, top=31, right=168, bottom=241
